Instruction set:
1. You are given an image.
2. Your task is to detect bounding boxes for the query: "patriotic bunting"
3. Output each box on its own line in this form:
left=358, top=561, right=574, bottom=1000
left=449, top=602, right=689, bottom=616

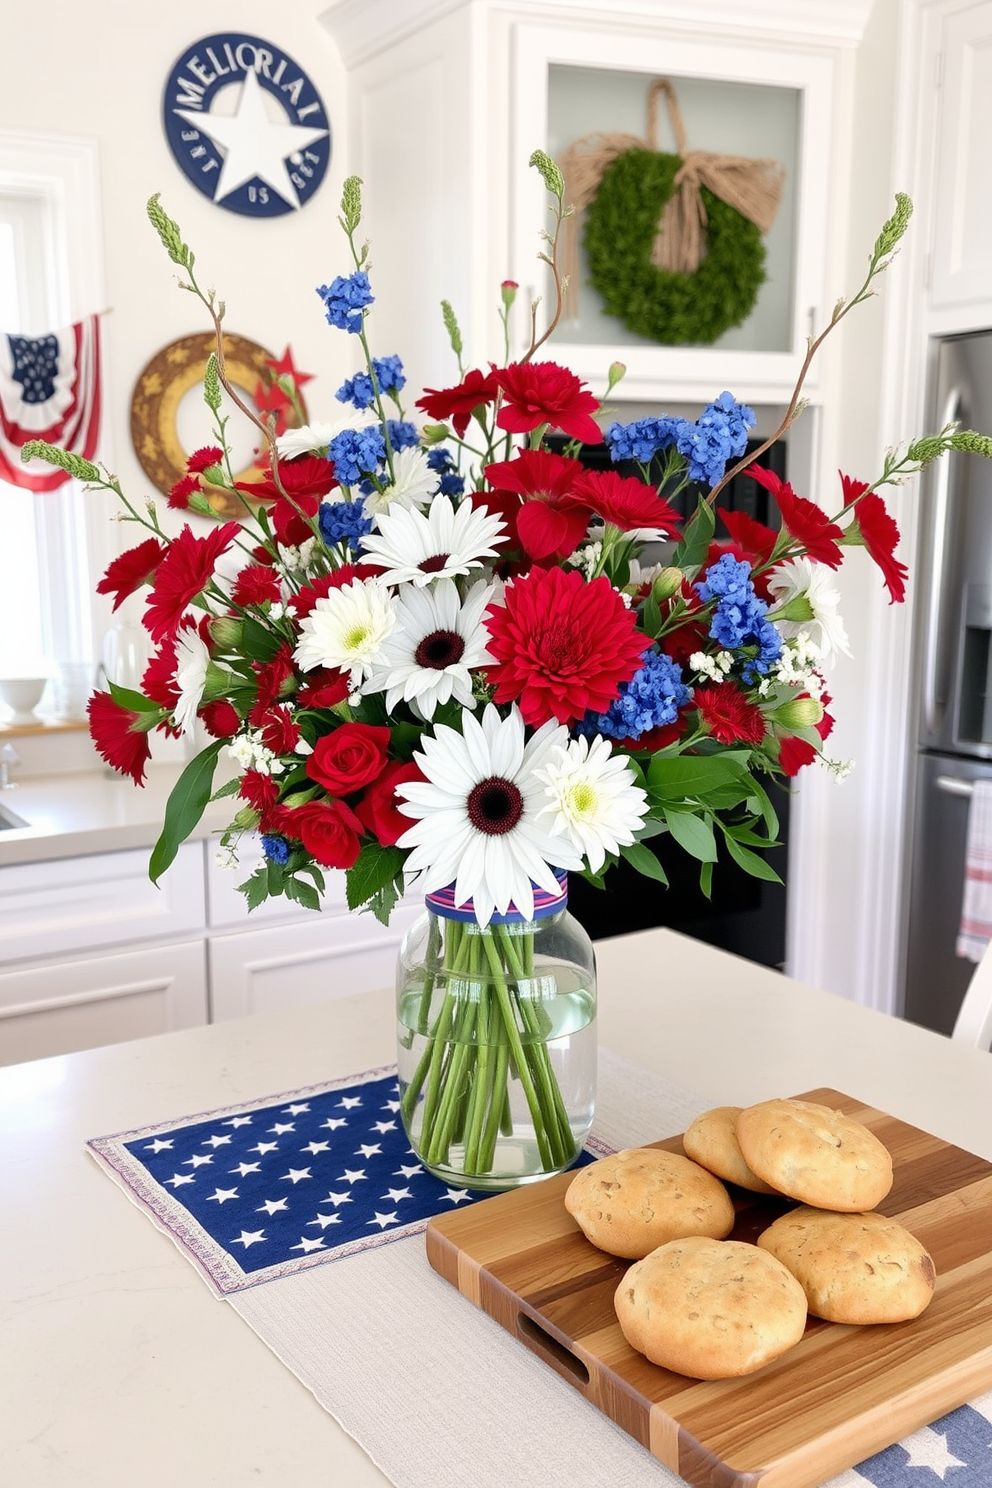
left=0, top=315, right=102, bottom=491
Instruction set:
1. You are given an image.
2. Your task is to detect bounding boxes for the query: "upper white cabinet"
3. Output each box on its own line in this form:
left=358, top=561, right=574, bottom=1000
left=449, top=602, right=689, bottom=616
left=321, top=0, right=874, bottom=407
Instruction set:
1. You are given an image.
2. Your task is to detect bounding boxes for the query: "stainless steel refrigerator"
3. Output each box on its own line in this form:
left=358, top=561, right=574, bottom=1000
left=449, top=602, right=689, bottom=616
left=905, top=330, right=992, bottom=1034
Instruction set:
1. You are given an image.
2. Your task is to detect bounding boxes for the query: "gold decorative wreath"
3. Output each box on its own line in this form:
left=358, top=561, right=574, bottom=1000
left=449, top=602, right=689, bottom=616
left=129, top=332, right=307, bottom=519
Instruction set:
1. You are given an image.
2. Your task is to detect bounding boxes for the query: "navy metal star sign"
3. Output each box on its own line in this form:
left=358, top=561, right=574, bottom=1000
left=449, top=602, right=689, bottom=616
left=163, top=34, right=331, bottom=218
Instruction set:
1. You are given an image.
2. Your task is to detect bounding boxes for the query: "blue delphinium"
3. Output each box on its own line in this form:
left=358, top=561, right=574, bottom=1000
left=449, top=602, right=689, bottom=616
left=696, top=553, right=781, bottom=682
left=327, top=426, right=386, bottom=486
left=676, top=392, right=756, bottom=487
left=386, top=419, right=420, bottom=452
left=579, top=649, right=691, bottom=742
left=316, top=271, right=374, bottom=334
left=336, top=355, right=406, bottom=409
left=427, top=447, right=465, bottom=497
left=605, top=415, right=687, bottom=465
left=319, top=497, right=373, bottom=550
left=260, top=834, right=291, bottom=866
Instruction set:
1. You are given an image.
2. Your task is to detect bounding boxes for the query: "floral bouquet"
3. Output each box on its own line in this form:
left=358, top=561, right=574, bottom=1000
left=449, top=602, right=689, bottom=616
left=24, top=153, right=991, bottom=1186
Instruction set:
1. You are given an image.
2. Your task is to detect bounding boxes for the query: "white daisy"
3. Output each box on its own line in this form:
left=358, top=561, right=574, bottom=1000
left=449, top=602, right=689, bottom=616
left=361, top=493, right=506, bottom=586
left=363, top=578, right=495, bottom=719
left=275, top=409, right=376, bottom=460
left=535, top=735, right=649, bottom=873
left=173, top=626, right=211, bottom=737
left=767, top=556, right=850, bottom=663
left=362, top=446, right=437, bottom=515
left=396, top=703, right=583, bottom=926
left=292, top=578, right=397, bottom=684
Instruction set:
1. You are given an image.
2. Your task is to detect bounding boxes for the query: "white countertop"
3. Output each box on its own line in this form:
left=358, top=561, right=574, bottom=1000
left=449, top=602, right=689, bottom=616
left=3, top=927, right=991, bottom=1486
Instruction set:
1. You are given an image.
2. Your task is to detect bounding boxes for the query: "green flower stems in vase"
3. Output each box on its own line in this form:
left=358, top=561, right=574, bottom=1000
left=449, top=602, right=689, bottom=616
left=399, top=917, right=578, bottom=1180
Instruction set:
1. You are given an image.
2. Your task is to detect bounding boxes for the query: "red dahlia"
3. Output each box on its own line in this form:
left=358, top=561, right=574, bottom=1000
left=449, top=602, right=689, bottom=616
left=840, top=473, right=908, bottom=604
left=96, top=538, right=168, bottom=611
left=749, top=465, right=843, bottom=568
left=87, top=691, right=152, bottom=786
left=143, top=523, right=240, bottom=643
left=694, top=684, right=767, bottom=746
left=574, top=468, right=682, bottom=537
left=482, top=449, right=591, bottom=561
left=484, top=566, right=644, bottom=726
left=494, top=362, right=603, bottom=445
left=416, top=367, right=499, bottom=438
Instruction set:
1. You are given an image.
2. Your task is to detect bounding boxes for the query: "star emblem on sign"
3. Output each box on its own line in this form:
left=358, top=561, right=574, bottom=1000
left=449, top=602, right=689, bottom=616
left=163, top=33, right=331, bottom=218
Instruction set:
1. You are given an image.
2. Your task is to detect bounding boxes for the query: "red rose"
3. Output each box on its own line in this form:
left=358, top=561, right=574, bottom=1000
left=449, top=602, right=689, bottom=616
left=293, top=799, right=364, bottom=869
left=354, top=760, right=425, bottom=847
left=306, top=723, right=391, bottom=796
left=200, top=699, right=240, bottom=738
left=297, top=667, right=350, bottom=709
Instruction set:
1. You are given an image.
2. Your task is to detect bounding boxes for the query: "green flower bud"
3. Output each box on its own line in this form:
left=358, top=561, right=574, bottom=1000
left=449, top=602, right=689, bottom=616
left=605, top=361, right=627, bottom=394
left=652, top=567, right=684, bottom=602
left=203, top=353, right=222, bottom=414
left=209, top=616, right=243, bottom=649
left=233, top=805, right=260, bottom=830
left=21, top=441, right=101, bottom=484
left=420, top=422, right=451, bottom=446
left=441, top=299, right=463, bottom=358
left=872, top=192, right=913, bottom=263
left=146, top=193, right=193, bottom=270
left=529, top=149, right=565, bottom=200
left=187, top=489, right=216, bottom=518
left=339, top=175, right=363, bottom=234
left=775, top=696, right=824, bottom=729
left=500, top=279, right=519, bottom=308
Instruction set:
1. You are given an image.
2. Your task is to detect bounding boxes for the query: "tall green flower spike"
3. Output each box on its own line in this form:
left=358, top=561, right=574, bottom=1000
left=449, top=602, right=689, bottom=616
left=20, top=441, right=100, bottom=484
left=203, top=353, right=222, bottom=414
left=339, top=175, right=363, bottom=235
left=529, top=149, right=565, bottom=200
left=146, top=194, right=193, bottom=272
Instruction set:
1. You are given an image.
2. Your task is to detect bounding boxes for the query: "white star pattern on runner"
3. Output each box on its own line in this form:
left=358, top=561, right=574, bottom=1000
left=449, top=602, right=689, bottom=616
left=366, top=1211, right=399, bottom=1229
left=356, top=1143, right=382, bottom=1159
left=222, top=1116, right=253, bottom=1128
left=230, top=1229, right=267, bottom=1249
left=321, top=1118, right=348, bottom=1131
left=283, top=1103, right=310, bottom=1116
left=230, top=1162, right=261, bottom=1177
left=442, top=1188, right=471, bottom=1205
left=268, top=1122, right=295, bottom=1135
left=291, top=1235, right=327, bottom=1253
left=144, top=1139, right=173, bottom=1153
left=382, top=1100, right=401, bottom=1113
left=164, top=1173, right=196, bottom=1188
left=183, top=1153, right=213, bottom=1168
left=206, top=1187, right=239, bottom=1204
left=323, top=1191, right=353, bottom=1207
left=301, top=1141, right=330, bottom=1155
left=902, top=1430, right=967, bottom=1479
left=393, top=1163, right=424, bottom=1179
left=248, top=1142, right=279, bottom=1156
left=338, top=1097, right=362, bottom=1109
left=382, top=1188, right=413, bottom=1203
left=307, top=1212, right=342, bottom=1228
left=202, top=1134, right=232, bottom=1148
left=280, top=1167, right=312, bottom=1184
left=371, top=1121, right=397, bottom=1134
left=256, top=1198, right=289, bottom=1216
left=174, top=68, right=328, bottom=210
left=341, top=1168, right=367, bottom=1184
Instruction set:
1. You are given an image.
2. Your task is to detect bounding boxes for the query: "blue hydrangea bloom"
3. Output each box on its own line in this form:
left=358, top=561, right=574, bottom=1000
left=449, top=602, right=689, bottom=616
left=316, top=272, right=374, bottom=335
left=696, top=553, right=782, bottom=682
left=605, top=415, right=687, bottom=465
left=427, top=447, right=456, bottom=472
left=260, top=835, right=290, bottom=866
left=386, top=419, right=420, bottom=452
left=578, top=649, right=691, bottom=742
left=374, top=355, right=405, bottom=394
left=676, top=392, right=756, bottom=487
left=328, top=426, right=386, bottom=486
left=438, top=472, right=465, bottom=497
left=319, top=497, right=373, bottom=549
left=335, top=355, right=407, bottom=410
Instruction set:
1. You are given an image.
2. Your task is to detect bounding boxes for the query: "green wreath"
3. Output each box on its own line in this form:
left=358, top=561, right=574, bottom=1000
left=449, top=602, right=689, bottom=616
left=583, top=148, right=767, bottom=346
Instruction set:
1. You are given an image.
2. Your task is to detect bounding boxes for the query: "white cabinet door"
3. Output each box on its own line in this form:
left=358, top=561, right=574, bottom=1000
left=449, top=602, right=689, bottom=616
left=930, top=2, right=992, bottom=313
left=0, top=939, right=208, bottom=1066
left=208, top=902, right=423, bottom=1021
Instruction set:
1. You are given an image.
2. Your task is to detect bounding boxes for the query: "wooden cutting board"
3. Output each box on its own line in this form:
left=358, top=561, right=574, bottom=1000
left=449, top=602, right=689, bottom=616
left=426, top=1088, right=992, bottom=1488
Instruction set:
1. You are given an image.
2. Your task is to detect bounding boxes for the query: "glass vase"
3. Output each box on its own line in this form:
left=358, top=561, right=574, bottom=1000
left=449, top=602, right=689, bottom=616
left=396, top=874, right=596, bottom=1191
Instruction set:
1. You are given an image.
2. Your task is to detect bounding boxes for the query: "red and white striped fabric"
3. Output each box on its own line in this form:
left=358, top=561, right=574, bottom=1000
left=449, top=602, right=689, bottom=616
left=957, top=778, right=992, bottom=962
left=0, top=315, right=102, bottom=491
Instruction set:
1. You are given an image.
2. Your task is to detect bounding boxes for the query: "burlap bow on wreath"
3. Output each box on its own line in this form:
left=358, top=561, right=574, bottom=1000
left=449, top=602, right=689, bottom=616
left=559, top=78, right=786, bottom=344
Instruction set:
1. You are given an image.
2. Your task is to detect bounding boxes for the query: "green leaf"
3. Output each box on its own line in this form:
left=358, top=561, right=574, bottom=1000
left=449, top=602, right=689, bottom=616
left=239, top=867, right=270, bottom=912
left=648, top=753, right=748, bottom=801
left=241, top=615, right=282, bottom=663
left=663, top=808, right=718, bottom=863
left=149, top=740, right=223, bottom=884
left=671, top=494, right=716, bottom=575
left=346, top=842, right=405, bottom=912
left=107, top=678, right=160, bottom=714
left=699, top=860, right=714, bottom=899
left=746, top=778, right=780, bottom=839
left=620, top=840, right=669, bottom=885
left=365, top=878, right=401, bottom=927
left=722, top=832, right=783, bottom=883
left=284, top=875, right=321, bottom=912
left=210, top=777, right=241, bottom=802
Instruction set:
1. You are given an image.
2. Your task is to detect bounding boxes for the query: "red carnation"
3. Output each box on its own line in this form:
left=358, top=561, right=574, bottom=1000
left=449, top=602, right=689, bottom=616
left=354, top=760, right=426, bottom=847
left=87, top=691, right=152, bottom=786
left=306, top=722, right=391, bottom=797
left=143, top=523, right=240, bottom=643
left=694, top=683, right=767, bottom=746
left=96, top=538, right=168, bottom=611
left=484, top=566, right=643, bottom=726
left=296, top=667, right=350, bottom=709
left=186, top=446, right=223, bottom=474
left=292, top=799, right=364, bottom=870
left=142, top=636, right=180, bottom=713
left=250, top=643, right=296, bottom=721
left=243, top=455, right=336, bottom=505
left=256, top=705, right=300, bottom=754
left=494, top=362, right=603, bottom=445
left=239, top=770, right=279, bottom=813
left=416, top=367, right=499, bottom=438
left=749, top=465, right=843, bottom=568
left=168, top=474, right=202, bottom=510
left=482, top=450, right=591, bottom=562
left=232, top=564, right=282, bottom=608
left=840, top=475, right=908, bottom=604
left=290, top=566, right=378, bottom=619
left=574, top=468, right=682, bottom=537
left=200, top=699, right=240, bottom=738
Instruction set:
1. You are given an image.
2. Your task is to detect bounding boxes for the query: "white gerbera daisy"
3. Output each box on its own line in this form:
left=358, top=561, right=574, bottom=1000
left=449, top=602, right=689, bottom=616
left=362, top=446, right=437, bottom=515
left=275, top=409, right=376, bottom=460
left=396, top=703, right=583, bottom=926
left=767, top=556, right=851, bottom=663
left=361, top=493, right=506, bottom=586
left=363, top=578, right=494, bottom=719
left=292, top=578, right=397, bottom=684
left=173, top=626, right=211, bottom=737
left=535, top=735, right=649, bottom=873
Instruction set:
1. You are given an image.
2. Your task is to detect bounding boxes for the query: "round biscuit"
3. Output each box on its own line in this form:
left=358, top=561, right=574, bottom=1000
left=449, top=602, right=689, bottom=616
left=564, top=1147, right=735, bottom=1259
left=757, top=1207, right=936, bottom=1323
left=736, top=1098, right=893, bottom=1211
left=683, top=1106, right=778, bottom=1193
left=614, top=1236, right=808, bottom=1378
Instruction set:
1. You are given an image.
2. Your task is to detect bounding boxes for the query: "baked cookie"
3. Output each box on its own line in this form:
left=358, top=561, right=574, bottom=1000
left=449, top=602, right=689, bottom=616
left=735, top=1099, right=894, bottom=1211
left=757, top=1207, right=936, bottom=1323
left=564, top=1147, right=735, bottom=1260
left=615, top=1236, right=808, bottom=1379
left=683, top=1106, right=778, bottom=1193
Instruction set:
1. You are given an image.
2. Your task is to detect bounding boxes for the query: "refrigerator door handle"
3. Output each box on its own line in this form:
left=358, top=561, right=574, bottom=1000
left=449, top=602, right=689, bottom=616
left=935, top=774, right=975, bottom=797
left=921, top=386, right=964, bottom=736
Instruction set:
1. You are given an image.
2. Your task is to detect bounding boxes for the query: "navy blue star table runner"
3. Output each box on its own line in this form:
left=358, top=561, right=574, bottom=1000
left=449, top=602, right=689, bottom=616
left=87, top=1064, right=597, bottom=1295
